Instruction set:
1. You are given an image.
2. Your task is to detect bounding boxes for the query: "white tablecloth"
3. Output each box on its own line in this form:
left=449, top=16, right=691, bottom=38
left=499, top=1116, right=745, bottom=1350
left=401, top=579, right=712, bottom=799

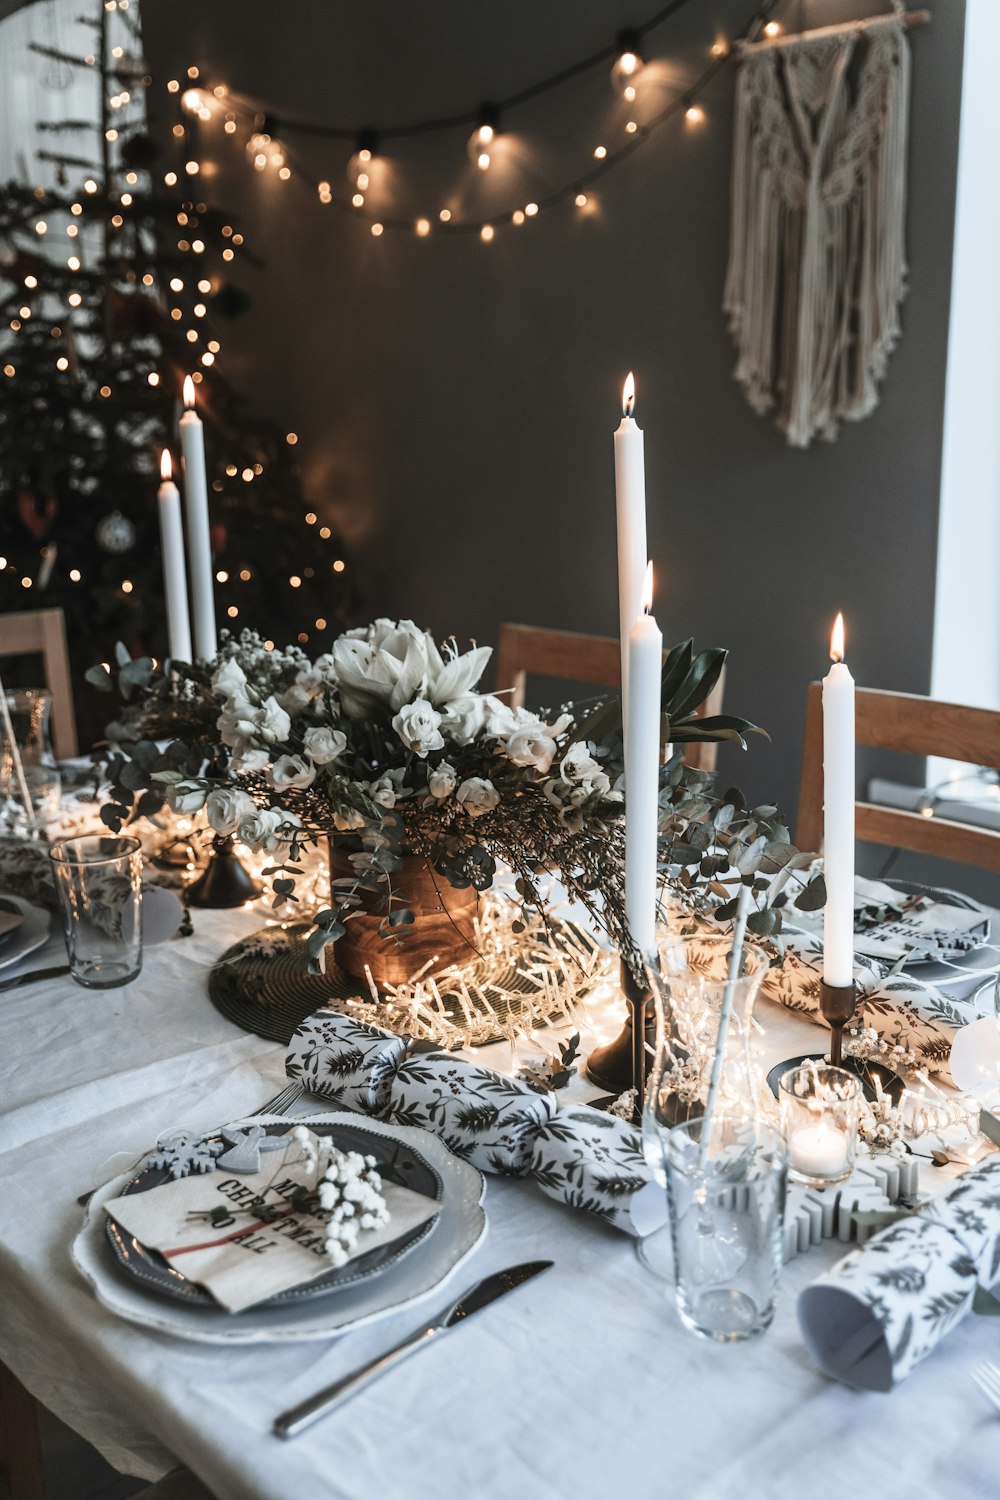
left=1, top=906, right=998, bottom=1500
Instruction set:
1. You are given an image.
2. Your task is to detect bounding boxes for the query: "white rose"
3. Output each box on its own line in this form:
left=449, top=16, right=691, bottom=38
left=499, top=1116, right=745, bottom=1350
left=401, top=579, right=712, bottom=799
left=303, top=726, right=347, bottom=765
left=211, top=659, right=247, bottom=698
left=276, top=683, right=313, bottom=716
left=456, top=776, right=499, bottom=818
left=427, top=760, right=457, bottom=799
left=205, top=786, right=257, bottom=836
left=168, top=780, right=207, bottom=813
left=231, top=746, right=271, bottom=775
left=236, top=807, right=283, bottom=851
left=257, top=695, right=291, bottom=745
left=505, top=722, right=560, bottom=774
left=392, top=698, right=444, bottom=758
left=269, top=754, right=316, bottom=790
left=217, top=694, right=259, bottom=748
left=439, top=693, right=488, bottom=745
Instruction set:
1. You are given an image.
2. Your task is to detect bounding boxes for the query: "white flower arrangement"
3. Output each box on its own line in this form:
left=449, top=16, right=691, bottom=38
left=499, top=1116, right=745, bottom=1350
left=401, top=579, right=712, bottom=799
left=290, top=1126, right=390, bottom=1267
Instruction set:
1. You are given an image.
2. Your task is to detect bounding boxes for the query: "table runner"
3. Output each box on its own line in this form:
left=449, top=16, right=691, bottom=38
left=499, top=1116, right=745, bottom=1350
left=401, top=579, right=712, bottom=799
left=1, top=906, right=999, bottom=1499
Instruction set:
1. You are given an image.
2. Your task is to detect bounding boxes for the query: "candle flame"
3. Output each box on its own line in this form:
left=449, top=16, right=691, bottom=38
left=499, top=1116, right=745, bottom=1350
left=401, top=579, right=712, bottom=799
left=160, top=448, right=172, bottom=481
left=622, top=371, right=635, bottom=417
left=830, top=612, right=845, bottom=663
left=641, top=559, right=653, bottom=613
left=183, top=374, right=196, bottom=409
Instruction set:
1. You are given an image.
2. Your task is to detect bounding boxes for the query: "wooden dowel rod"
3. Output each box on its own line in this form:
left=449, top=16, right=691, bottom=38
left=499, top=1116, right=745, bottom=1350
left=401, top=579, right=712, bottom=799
left=742, top=8, right=931, bottom=51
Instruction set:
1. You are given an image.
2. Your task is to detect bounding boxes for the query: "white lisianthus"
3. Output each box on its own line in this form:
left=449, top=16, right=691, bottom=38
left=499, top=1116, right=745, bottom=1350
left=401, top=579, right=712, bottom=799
left=332, top=807, right=365, bottom=832
left=542, top=778, right=586, bottom=833
left=211, top=658, right=247, bottom=698
left=560, top=741, right=612, bottom=797
left=168, top=780, right=207, bottom=814
left=439, top=693, right=488, bottom=745
left=270, top=753, right=316, bottom=790
left=505, top=723, right=559, bottom=774
left=236, top=807, right=283, bottom=852
left=205, top=786, right=257, bottom=836
left=257, top=695, right=291, bottom=745
left=276, top=683, right=313, bottom=716
left=427, top=760, right=458, bottom=799
left=303, top=726, right=347, bottom=765
left=456, top=776, right=499, bottom=818
left=365, top=767, right=409, bottom=808
left=392, top=698, right=444, bottom=758
left=230, top=746, right=271, bottom=775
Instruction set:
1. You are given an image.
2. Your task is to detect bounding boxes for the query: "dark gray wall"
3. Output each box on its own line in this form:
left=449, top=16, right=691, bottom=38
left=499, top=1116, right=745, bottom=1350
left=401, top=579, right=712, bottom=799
left=142, top=0, right=967, bottom=826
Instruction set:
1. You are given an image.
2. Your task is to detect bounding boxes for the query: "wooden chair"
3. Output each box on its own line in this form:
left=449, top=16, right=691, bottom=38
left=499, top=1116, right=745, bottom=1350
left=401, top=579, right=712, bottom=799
left=0, top=609, right=77, bottom=760
left=494, top=623, right=726, bottom=773
left=796, top=683, right=1000, bottom=872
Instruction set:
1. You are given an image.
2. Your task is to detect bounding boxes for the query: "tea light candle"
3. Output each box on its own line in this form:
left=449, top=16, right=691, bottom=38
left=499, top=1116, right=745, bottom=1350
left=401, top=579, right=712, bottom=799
left=789, top=1120, right=852, bottom=1180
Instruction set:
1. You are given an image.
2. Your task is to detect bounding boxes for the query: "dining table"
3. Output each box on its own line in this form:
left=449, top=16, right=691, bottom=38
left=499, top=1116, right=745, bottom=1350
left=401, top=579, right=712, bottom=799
left=1, top=878, right=998, bottom=1500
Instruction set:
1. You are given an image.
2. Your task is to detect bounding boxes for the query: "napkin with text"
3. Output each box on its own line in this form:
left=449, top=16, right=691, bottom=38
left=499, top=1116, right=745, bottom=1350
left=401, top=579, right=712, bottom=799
left=761, top=876, right=997, bottom=1077
left=104, top=1129, right=440, bottom=1312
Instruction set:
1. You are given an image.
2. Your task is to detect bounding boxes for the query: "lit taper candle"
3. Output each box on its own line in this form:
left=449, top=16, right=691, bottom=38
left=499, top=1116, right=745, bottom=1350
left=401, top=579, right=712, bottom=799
left=178, top=376, right=217, bottom=660
left=822, top=612, right=855, bottom=988
left=625, top=561, right=663, bottom=957
left=157, top=449, right=192, bottom=664
left=614, top=372, right=648, bottom=720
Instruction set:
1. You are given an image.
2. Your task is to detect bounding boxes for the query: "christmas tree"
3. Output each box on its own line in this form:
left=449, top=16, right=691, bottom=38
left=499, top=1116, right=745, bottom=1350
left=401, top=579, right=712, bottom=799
left=0, top=0, right=356, bottom=742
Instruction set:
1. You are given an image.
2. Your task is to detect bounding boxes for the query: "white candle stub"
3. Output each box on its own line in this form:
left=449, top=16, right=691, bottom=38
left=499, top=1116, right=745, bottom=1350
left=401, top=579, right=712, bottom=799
left=789, top=1121, right=851, bottom=1180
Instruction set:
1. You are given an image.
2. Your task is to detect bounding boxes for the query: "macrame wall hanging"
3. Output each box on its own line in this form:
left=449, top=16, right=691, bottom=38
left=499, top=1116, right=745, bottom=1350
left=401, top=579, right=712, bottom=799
left=724, top=4, right=931, bottom=448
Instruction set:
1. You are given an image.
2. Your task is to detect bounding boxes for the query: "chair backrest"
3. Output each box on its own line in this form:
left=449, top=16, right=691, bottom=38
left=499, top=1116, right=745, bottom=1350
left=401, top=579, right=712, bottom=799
left=796, top=682, right=1000, bottom=872
left=494, top=622, right=726, bottom=773
left=0, top=608, right=78, bottom=759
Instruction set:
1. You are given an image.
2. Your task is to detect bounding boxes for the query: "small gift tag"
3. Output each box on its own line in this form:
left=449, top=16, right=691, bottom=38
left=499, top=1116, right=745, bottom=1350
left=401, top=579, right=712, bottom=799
left=386, top=1053, right=556, bottom=1175
left=106, top=1133, right=439, bottom=1313
left=286, top=1010, right=408, bottom=1116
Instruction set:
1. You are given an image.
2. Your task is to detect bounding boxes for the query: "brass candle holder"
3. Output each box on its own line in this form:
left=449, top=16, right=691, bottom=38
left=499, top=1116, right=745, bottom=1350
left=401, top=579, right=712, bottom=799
left=187, top=834, right=262, bottom=908
left=585, top=958, right=654, bottom=1111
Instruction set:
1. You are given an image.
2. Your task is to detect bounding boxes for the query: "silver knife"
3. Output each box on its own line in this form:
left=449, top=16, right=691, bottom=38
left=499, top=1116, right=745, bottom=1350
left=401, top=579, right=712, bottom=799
left=273, top=1259, right=553, bottom=1439
left=0, top=964, right=70, bottom=993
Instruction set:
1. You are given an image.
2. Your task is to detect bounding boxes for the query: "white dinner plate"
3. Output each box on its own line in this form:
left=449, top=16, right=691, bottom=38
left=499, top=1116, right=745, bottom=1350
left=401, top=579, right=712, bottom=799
left=72, top=1111, right=488, bottom=1344
left=0, top=894, right=51, bottom=972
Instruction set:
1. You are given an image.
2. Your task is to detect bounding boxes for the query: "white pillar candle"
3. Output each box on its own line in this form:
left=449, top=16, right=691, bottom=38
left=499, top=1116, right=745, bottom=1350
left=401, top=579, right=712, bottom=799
left=614, top=372, right=648, bottom=718
left=625, top=562, right=663, bottom=957
left=157, top=450, right=193, bottom=664
left=822, top=612, right=855, bottom=988
left=789, top=1120, right=851, bottom=1180
left=178, top=376, right=217, bottom=661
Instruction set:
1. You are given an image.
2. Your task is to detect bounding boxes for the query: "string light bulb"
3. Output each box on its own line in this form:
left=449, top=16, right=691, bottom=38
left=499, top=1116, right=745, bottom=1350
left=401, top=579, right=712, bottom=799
left=467, top=105, right=499, bottom=170
left=763, top=20, right=782, bottom=37
left=611, top=29, right=644, bottom=96
left=347, top=129, right=379, bottom=192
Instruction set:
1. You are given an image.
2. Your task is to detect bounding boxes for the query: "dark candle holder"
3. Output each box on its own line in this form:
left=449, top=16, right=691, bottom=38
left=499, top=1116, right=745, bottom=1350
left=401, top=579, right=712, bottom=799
left=585, top=958, right=654, bottom=1112
left=767, top=978, right=906, bottom=1104
left=186, top=834, right=262, bottom=909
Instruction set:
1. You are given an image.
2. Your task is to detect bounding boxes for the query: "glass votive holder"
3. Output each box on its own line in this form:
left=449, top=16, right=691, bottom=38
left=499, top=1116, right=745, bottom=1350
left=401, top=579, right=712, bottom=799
left=779, top=1063, right=862, bottom=1188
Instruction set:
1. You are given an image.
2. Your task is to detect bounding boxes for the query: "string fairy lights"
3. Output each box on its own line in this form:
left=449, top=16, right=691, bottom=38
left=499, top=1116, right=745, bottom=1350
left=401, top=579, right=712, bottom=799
left=162, top=0, right=780, bottom=242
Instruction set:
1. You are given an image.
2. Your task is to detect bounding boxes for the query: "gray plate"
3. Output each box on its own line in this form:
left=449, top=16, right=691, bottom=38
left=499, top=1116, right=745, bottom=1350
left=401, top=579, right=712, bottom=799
left=0, top=894, right=51, bottom=971
left=105, top=1120, right=442, bottom=1311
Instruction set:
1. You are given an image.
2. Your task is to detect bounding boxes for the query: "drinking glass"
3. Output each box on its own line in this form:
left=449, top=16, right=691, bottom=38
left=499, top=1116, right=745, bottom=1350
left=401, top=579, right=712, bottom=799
left=665, top=1116, right=787, bottom=1342
left=0, top=688, right=61, bottom=833
left=49, top=835, right=143, bottom=988
left=637, top=932, right=774, bottom=1281
left=779, top=1063, right=862, bottom=1187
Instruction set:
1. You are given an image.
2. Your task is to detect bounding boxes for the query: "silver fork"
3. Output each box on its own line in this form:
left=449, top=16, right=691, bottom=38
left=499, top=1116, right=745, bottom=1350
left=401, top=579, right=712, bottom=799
left=972, top=1361, right=1000, bottom=1415
left=76, top=1079, right=306, bottom=1205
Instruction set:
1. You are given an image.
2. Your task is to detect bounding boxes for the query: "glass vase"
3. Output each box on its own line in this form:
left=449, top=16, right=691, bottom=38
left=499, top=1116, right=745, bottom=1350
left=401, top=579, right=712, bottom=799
left=0, top=687, right=61, bottom=835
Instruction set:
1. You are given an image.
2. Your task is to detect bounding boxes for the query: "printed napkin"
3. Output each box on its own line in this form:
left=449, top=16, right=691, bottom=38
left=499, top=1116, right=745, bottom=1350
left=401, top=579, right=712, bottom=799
left=798, top=1152, right=1000, bottom=1389
left=105, top=1132, right=439, bottom=1313
left=760, top=877, right=998, bottom=1077
left=530, top=1107, right=666, bottom=1236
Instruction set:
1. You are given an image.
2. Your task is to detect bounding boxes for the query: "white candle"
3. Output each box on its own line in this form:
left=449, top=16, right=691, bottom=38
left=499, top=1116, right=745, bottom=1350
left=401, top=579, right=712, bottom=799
left=625, top=562, right=663, bottom=956
left=789, top=1120, right=851, bottom=1179
left=822, top=612, right=855, bottom=987
left=614, top=372, right=648, bottom=717
left=157, top=450, right=193, bottom=664
left=178, top=376, right=217, bottom=661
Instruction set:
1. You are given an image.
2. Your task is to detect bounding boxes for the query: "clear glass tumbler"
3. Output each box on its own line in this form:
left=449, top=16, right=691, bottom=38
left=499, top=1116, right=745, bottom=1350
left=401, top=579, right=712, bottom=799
left=49, top=835, right=143, bottom=988
left=664, top=1117, right=787, bottom=1343
left=0, top=687, right=61, bottom=833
